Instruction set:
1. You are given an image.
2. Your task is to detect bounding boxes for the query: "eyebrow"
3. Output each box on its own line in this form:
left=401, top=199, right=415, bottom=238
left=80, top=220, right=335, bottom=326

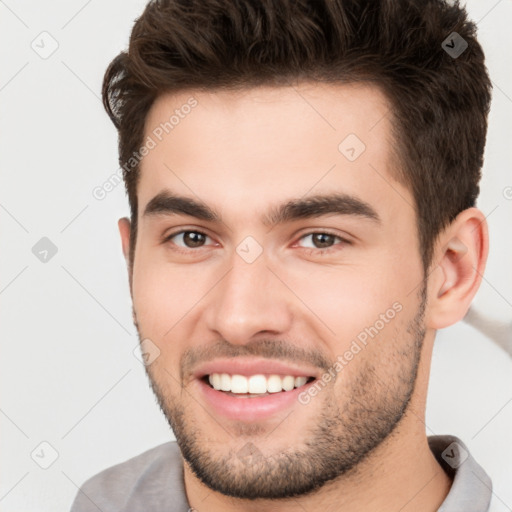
left=265, top=193, right=381, bottom=226
left=143, top=192, right=220, bottom=222
left=143, top=190, right=381, bottom=226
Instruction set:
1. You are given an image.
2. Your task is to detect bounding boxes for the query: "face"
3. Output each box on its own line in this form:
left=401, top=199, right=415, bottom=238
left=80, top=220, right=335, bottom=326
left=128, top=83, right=428, bottom=498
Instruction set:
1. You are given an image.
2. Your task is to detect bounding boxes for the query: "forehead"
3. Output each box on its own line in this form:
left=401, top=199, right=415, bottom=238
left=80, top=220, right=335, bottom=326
left=138, top=82, right=413, bottom=226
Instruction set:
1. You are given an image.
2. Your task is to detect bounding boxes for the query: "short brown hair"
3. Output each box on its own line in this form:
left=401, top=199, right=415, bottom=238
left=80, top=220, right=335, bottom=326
left=102, top=0, right=492, bottom=272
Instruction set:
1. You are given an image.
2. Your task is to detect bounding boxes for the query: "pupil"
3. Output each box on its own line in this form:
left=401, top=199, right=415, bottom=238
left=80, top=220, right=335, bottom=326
left=184, top=232, right=205, bottom=247
left=313, top=233, right=334, bottom=248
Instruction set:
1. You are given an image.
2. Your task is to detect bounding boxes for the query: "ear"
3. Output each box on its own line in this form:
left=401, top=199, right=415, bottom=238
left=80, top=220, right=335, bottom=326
left=425, top=207, right=489, bottom=329
left=118, top=217, right=131, bottom=265
left=118, top=217, right=136, bottom=323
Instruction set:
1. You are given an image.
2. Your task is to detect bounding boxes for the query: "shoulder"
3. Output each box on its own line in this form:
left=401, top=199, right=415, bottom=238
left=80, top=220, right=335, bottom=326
left=70, top=441, right=190, bottom=512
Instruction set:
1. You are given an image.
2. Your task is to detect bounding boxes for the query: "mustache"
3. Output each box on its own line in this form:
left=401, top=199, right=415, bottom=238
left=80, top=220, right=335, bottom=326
left=180, top=338, right=332, bottom=381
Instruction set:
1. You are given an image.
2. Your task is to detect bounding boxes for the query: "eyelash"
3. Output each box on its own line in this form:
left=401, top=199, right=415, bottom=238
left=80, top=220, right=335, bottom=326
left=295, top=231, right=351, bottom=255
left=162, top=229, right=351, bottom=255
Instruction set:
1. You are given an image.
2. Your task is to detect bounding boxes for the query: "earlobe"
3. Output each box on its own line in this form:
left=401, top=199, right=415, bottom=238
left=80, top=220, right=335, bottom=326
left=118, top=217, right=132, bottom=264
left=426, top=208, right=489, bottom=329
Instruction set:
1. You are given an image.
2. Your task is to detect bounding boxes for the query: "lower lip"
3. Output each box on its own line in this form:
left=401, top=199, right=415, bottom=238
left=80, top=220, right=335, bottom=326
left=196, top=378, right=315, bottom=422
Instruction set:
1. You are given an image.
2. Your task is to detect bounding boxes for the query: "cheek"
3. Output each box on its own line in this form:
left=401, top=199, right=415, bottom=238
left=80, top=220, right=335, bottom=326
left=131, top=249, right=228, bottom=340
left=282, top=262, right=403, bottom=343
left=131, top=255, right=199, bottom=337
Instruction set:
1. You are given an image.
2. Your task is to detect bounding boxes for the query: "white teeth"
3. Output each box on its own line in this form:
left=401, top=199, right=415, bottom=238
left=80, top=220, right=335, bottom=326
left=207, top=373, right=311, bottom=394
left=220, top=373, right=231, bottom=392
left=248, top=375, right=267, bottom=394
left=231, top=374, right=248, bottom=393
left=282, top=375, right=295, bottom=391
left=267, top=375, right=283, bottom=393
left=210, top=373, right=221, bottom=390
left=295, top=376, right=308, bottom=388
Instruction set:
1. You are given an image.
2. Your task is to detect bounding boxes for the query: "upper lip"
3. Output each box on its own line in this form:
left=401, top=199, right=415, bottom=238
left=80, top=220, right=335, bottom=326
left=193, top=357, right=321, bottom=380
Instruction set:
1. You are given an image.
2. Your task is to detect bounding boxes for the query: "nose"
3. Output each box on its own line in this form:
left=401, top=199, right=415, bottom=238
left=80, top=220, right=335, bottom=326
left=204, top=252, right=293, bottom=345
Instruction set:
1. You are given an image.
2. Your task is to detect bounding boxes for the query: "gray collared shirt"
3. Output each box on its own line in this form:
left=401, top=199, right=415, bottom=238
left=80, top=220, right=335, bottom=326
left=70, top=434, right=492, bottom=511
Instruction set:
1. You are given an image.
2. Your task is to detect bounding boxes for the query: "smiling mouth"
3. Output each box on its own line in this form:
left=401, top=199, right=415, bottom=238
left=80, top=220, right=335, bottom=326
left=203, top=373, right=315, bottom=397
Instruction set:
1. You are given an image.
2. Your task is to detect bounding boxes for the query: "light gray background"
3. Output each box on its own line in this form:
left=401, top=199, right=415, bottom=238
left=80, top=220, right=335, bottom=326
left=0, top=1, right=511, bottom=510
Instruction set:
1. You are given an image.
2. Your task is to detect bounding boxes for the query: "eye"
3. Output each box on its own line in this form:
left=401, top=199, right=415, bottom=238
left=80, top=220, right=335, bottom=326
left=165, top=230, right=214, bottom=249
left=297, top=232, right=347, bottom=250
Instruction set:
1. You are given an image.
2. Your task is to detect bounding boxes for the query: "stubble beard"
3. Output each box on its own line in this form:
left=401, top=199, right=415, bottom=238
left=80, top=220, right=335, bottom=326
left=137, top=286, right=427, bottom=500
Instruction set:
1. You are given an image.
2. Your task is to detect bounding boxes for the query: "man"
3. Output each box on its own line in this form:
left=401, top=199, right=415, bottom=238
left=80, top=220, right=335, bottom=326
left=71, top=0, right=493, bottom=510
